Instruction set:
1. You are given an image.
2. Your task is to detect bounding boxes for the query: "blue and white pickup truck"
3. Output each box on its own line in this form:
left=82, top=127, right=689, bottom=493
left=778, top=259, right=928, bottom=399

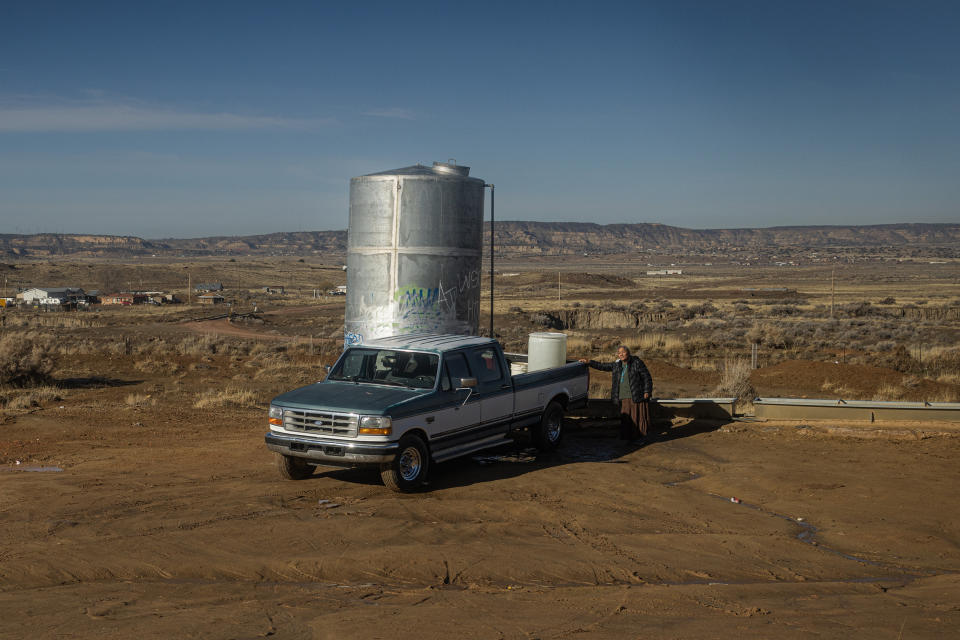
left=265, top=333, right=588, bottom=491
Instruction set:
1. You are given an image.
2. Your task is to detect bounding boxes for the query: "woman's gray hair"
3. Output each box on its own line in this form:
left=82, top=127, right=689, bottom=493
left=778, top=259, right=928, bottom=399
left=617, top=345, right=631, bottom=355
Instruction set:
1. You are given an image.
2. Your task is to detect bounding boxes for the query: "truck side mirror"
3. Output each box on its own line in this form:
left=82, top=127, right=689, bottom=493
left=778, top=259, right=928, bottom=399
left=325, top=365, right=332, bottom=373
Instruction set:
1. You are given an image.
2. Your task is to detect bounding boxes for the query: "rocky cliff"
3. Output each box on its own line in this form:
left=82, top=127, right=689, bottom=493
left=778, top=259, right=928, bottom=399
left=1, top=222, right=957, bottom=259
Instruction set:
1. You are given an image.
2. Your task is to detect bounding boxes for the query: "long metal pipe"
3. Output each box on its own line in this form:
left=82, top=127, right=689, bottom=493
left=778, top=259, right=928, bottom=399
left=486, top=183, right=495, bottom=338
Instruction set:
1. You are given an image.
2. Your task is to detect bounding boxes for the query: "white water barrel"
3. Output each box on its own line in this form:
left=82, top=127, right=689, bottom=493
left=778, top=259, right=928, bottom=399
left=527, top=332, right=567, bottom=372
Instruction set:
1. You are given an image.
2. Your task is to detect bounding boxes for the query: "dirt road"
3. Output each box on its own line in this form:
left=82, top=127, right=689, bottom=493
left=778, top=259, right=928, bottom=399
left=2, top=400, right=958, bottom=639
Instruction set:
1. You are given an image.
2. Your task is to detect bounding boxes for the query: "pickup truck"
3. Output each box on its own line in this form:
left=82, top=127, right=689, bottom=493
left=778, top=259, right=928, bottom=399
left=264, top=333, right=588, bottom=492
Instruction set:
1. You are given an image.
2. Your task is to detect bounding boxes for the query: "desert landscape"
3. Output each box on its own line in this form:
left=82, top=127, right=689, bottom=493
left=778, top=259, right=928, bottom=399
left=1, top=240, right=959, bottom=638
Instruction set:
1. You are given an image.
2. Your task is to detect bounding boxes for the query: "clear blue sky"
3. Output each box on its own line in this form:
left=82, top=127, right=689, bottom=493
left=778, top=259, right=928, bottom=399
left=1, top=0, right=958, bottom=238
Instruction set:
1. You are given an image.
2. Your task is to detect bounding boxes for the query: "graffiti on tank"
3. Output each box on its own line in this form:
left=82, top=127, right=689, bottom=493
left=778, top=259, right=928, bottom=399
left=395, top=286, right=449, bottom=332
left=346, top=270, right=482, bottom=340
left=344, top=331, right=364, bottom=346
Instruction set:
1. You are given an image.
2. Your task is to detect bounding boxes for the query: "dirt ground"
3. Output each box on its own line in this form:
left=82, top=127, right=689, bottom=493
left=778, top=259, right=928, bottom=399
left=1, top=256, right=958, bottom=638
left=2, top=395, right=959, bottom=638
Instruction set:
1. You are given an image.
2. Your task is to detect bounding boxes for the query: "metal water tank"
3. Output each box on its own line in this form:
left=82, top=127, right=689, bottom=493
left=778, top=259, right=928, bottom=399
left=344, top=161, right=486, bottom=345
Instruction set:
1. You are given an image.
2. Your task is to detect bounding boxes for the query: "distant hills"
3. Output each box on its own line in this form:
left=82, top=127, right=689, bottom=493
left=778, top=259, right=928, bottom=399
left=1, top=222, right=958, bottom=259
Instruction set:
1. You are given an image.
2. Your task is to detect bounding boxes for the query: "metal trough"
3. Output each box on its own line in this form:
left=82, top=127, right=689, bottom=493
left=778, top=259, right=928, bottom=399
left=753, top=398, right=960, bottom=423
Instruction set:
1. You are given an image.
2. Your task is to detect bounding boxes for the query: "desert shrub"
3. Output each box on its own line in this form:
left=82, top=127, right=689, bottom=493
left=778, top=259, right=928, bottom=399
left=709, top=327, right=737, bottom=347
left=714, top=357, right=756, bottom=404
left=682, top=336, right=716, bottom=356
left=867, top=340, right=897, bottom=353
left=529, top=312, right=560, bottom=329
left=748, top=323, right=790, bottom=349
left=769, top=305, right=801, bottom=317
left=508, top=306, right=523, bottom=314
left=878, top=297, right=895, bottom=305
left=0, top=331, right=56, bottom=387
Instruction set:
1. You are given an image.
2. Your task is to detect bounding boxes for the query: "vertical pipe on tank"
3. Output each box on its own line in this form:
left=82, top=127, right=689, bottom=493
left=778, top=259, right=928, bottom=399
left=487, top=183, right=495, bottom=338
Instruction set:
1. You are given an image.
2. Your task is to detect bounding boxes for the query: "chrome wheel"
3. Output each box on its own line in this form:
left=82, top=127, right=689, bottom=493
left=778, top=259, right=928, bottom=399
left=381, top=434, right=430, bottom=492
left=398, top=446, right=422, bottom=481
left=533, top=402, right=564, bottom=451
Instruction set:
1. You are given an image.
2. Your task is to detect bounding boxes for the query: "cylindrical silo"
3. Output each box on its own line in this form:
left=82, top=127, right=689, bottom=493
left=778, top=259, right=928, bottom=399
left=344, top=161, right=486, bottom=345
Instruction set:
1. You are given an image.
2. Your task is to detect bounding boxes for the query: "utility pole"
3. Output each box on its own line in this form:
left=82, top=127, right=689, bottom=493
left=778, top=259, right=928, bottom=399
left=830, top=267, right=835, bottom=319
left=558, top=271, right=561, bottom=302
left=188, top=273, right=192, bottom=305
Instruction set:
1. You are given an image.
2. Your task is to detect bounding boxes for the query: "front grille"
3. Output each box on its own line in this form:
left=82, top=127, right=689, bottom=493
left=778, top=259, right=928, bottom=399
left=282, top=410, right=358, bottom=437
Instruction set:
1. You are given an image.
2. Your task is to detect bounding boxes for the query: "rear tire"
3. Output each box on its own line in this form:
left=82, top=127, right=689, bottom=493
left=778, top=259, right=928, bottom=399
left=277, top=453, right=314, bottom=480
left=533, top=401, right=564, bottom=451
left=380, top=434, right=429, bottom=492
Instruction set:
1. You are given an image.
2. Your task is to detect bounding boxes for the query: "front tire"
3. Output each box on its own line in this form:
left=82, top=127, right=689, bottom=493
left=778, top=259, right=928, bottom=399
left=533, top=401, right=564, bottom=451
left=277, top=453, right=314, bottom=480
left=380, top=434, right=429, bottom=492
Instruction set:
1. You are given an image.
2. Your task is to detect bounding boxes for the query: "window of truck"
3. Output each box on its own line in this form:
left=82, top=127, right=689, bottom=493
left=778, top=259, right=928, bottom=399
left=469, top=347, right=503, bottom=383
left=329, top=348, right=438, bottom=389
left=440, top=352, right=472, bottom=391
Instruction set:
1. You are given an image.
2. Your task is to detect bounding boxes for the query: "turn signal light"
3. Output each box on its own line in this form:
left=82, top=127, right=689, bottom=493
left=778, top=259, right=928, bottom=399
left=359, top=426, right=392, bottom=435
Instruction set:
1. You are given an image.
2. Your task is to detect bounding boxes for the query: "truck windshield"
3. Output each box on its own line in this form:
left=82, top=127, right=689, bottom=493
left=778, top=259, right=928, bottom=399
left=328, top=348, right=439, bottom=389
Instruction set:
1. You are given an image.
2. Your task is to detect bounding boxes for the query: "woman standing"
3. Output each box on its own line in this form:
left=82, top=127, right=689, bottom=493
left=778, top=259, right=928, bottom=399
left=580, top=345, right=653, bottom=443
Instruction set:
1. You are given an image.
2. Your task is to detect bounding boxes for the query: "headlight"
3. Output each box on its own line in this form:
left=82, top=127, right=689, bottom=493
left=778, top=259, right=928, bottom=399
left=268, top=405, right=283, bottom=427
left=359, top=415, right=392, bottom=435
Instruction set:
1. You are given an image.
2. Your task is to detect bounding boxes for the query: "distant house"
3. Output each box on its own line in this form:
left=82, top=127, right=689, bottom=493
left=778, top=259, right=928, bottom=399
left=262, top=286, right=284, bottom=294
left=645, top=269, right=683, bottom=276
left=195, top=282, right=223, bottom=293
left=19, top=287, right=86, bottom=304
left=198, top=293, right=225, bottom=305
left=101, top=292, right=148, bottom=305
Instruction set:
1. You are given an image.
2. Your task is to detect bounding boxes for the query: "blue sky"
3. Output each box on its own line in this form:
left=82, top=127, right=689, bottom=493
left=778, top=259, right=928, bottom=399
left=1, top=0, right=958, bottom=238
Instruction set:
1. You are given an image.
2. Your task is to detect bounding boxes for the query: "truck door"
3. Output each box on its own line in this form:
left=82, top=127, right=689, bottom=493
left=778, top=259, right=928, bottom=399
left=467, top=345, right=513, bottom=427
left=433, top=351, right=481, bottom=436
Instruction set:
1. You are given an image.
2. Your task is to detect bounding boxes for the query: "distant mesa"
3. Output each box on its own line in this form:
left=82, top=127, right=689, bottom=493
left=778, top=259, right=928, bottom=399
left=0, top=222, right=957, bottom=259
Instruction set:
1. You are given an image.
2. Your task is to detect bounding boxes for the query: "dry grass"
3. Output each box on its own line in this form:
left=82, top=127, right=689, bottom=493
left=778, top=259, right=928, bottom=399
left=193, top=385, right=258, bottom=409
left=125, top=393, right=156, bottom=407
left=635, top=330, right=684, bottom=353
left=821, top=380, right=858, bottom=399
left=872, top=383, right=906, bottom=401
left=134, top=357, right=181, bottom=375
left=1, top=385, right=62, bottom=410
left=714, top=357, right=756, bottom=403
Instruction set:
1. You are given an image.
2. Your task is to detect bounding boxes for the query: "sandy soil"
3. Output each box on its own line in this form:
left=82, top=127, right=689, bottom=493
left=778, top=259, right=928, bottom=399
left=2, top=399, right=959, bottom=638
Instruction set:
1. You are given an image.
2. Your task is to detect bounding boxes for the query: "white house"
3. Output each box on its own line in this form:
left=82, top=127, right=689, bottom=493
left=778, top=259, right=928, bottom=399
left=19, top=287, right=86, bottom=304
